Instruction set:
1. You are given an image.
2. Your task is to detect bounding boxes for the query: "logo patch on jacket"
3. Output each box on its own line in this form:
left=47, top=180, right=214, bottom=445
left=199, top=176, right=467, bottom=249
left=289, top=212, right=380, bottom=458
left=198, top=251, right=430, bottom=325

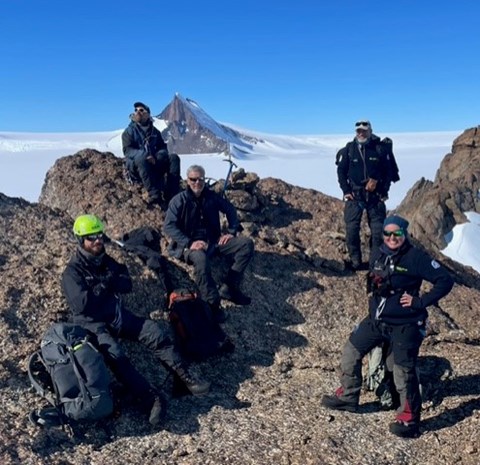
left=431, top=260, right=440, bottom=269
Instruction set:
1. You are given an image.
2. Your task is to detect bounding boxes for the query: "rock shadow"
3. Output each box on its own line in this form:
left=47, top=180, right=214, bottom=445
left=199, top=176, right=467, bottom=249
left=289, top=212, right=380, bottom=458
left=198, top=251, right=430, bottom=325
left=259, top=197, right=313, bottom=228
left=421, top=356, right=480, bottom=433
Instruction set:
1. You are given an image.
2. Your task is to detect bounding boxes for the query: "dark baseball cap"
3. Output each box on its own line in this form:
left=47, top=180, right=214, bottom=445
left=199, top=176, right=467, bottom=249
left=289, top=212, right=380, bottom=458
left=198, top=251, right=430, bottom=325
left=133, top=102, right=150, bottom=113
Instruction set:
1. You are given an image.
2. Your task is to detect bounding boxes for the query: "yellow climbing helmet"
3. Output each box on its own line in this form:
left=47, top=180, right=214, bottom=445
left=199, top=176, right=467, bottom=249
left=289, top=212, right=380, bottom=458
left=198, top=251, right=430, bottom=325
left=73, top=214, right=105, bottom=237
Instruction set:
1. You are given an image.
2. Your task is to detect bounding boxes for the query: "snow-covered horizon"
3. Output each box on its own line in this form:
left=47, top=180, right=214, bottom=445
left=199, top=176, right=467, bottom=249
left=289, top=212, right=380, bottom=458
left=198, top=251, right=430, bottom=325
left=0, top=124, right=461, bottom=207
left=0, top=124, right=479, bottom=274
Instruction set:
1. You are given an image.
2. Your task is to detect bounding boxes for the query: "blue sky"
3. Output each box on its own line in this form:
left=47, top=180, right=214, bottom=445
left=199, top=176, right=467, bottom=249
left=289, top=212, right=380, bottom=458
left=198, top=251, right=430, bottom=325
left=1, top=0, right=479, bottom=134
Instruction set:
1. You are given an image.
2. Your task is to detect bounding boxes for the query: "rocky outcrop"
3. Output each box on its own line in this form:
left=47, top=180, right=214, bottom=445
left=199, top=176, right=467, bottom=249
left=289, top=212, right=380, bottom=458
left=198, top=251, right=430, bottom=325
left=396, top=126, right=480, bottom=251
left=1, top=149, right=480, bottom=465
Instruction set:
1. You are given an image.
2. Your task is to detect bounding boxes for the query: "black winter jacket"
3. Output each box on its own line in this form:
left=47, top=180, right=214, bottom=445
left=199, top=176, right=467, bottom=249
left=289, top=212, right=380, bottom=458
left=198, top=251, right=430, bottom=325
left=163, top=187, right=240, bottom=258
left=122, top=120, right=168, bottom=162
left=368, top=241, right=454, bottom=324
left=62, top=248, right=132, bottom=325
left=336, top=134, right=391, bottom=198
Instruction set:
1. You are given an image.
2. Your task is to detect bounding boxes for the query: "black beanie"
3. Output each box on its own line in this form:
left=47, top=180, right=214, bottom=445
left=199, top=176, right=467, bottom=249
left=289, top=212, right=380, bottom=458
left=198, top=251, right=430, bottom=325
left=133, top=102, right=150, bottom=113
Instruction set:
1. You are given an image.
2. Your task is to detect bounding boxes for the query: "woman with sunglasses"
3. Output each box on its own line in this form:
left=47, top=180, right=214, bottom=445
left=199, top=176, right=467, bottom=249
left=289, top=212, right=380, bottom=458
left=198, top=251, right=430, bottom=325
left=322, top=215, right=453, bottom=438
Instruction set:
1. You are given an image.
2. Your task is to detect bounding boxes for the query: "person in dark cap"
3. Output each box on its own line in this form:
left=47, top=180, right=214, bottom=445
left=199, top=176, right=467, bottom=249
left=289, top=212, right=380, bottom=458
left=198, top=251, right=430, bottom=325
left=336, top=120, right=399, bottom=270
left=122, top=101, right=181, bottom=208
left=321, top=215, right=453, bottom=438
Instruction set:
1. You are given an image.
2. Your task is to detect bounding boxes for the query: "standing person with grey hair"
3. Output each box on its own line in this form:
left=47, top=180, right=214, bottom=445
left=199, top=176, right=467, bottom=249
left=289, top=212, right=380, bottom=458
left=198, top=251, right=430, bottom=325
left=122, top=101, right=181, bottom=208
left=163, top=165, right=254, bottom=322
left=321, top=215, right=453, bottom=438
left=336, top=120, right=399, bottom=270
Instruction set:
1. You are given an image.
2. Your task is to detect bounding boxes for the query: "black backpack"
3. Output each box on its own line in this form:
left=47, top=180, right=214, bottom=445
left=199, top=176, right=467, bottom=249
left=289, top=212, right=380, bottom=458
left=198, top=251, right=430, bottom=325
left=28, top=323, right=114, bottom=426
left=379, top=137, right=400, bottom=183
left=168, top=289, right=231, bottom=361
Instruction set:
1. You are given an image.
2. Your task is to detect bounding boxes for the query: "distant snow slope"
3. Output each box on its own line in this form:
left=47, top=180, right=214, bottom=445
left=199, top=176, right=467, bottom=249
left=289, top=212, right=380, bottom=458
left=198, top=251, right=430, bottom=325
left=442, top=212, right=480, bottom=272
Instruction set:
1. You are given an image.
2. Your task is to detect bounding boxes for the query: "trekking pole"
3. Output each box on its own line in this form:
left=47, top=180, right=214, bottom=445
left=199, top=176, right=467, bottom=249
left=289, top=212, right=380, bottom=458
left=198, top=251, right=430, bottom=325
left=222, top=149, right=237, bottom=197
left=105, top=236, right=125, bottom=248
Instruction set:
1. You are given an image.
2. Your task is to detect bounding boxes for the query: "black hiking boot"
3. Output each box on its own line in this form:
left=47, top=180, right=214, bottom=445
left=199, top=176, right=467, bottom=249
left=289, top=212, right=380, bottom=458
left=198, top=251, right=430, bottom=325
left=219, top=283, right=251, bottom=306
left=389, top=420, right=420, bottom=438
left=146, top=194, right=168, bottom=210
left=321, top=395, right=358, bottom=413
left=172, top=366, right=210, bottom=396
left=219, top=270, right=252, bottom=306
left=209, top=302, right=228, bottom=324
left=29, top=407, right=65, bottom=428
left=148, top=394, right=167, bottom=427
left=218, top=337, right=235, bottom=355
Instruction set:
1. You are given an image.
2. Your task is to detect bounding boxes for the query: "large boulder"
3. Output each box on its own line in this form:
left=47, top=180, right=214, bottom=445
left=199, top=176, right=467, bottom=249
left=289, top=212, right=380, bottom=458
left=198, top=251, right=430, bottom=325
left=396, top=126, right=480, bottom=251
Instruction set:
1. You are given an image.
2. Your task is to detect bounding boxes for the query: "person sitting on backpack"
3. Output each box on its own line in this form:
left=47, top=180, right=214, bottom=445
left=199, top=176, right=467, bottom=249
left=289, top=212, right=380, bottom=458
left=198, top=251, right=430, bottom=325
left=122, top=101, right=181, bottom=208
left=321, top=215, right=453, bottom=438
left=163, top=165, right=254, bottom=322
left=335, top=120, right=398, bottom=271
left=61, top=214, right=210, bottom=426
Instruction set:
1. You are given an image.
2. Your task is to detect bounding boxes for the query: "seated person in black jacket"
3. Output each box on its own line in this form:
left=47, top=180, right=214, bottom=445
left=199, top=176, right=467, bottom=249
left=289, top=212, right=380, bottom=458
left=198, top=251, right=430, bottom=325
left=163, top=165, right=254, bottom=321
left=122, top=101, right=181, bottom=207
left=321, top=215, right=453, bottom=438
left=61, top=214, right=210, bottom=426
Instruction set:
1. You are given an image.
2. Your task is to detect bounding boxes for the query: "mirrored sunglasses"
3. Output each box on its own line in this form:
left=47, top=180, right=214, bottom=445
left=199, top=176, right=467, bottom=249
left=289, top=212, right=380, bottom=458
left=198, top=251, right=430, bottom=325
left=84, top=233, right=104, bottom=242
left=383, top=229, right=405, bottom=238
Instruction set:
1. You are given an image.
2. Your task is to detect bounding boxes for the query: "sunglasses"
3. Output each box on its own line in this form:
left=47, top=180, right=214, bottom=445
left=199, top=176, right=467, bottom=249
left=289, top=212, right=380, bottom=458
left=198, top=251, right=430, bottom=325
left=84, top=233, right=104, bottom=242
left=188, top=177, right=205, bottom=183
left=383, top=229, right=405, bottom=238
left=135, top=108, right=147, bottom=113
left=355, top=121, right=370, bottom=127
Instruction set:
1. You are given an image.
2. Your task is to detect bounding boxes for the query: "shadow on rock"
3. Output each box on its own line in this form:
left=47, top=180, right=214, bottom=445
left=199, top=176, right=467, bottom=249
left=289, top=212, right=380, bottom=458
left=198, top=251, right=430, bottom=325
left=159, top=250, right=314, bottom=434
left=422, top=379, right=480, bottom=433
left=260, top=197, right=313, bottom=228
left=418, top=355, right=480, bottom=432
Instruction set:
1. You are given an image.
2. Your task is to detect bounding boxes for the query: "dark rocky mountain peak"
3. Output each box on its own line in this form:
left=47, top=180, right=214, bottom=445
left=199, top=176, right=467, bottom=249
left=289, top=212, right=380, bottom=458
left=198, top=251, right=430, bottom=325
left=158, top=93, right=263, bottom=156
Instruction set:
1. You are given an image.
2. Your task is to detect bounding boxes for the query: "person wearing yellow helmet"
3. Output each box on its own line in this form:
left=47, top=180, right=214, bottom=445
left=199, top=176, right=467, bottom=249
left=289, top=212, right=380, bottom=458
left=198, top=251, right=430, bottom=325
left=73, top=214, right=104, bottom=236
left=72, top=214, right=106, bottom=255
left=62, top=214, right=210, bottom=426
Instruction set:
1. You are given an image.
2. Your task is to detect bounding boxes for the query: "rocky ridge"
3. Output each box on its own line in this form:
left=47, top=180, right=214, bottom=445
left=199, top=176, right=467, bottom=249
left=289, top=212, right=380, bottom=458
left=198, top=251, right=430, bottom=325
left=0, top=128, right=479, bottom=465
left=396, top=126, right=480, bottom=252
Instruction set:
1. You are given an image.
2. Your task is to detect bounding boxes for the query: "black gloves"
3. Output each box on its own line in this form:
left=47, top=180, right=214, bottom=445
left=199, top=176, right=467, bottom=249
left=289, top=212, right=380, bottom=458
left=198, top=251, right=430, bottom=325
left=90, top=270, right=115, bottom=297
